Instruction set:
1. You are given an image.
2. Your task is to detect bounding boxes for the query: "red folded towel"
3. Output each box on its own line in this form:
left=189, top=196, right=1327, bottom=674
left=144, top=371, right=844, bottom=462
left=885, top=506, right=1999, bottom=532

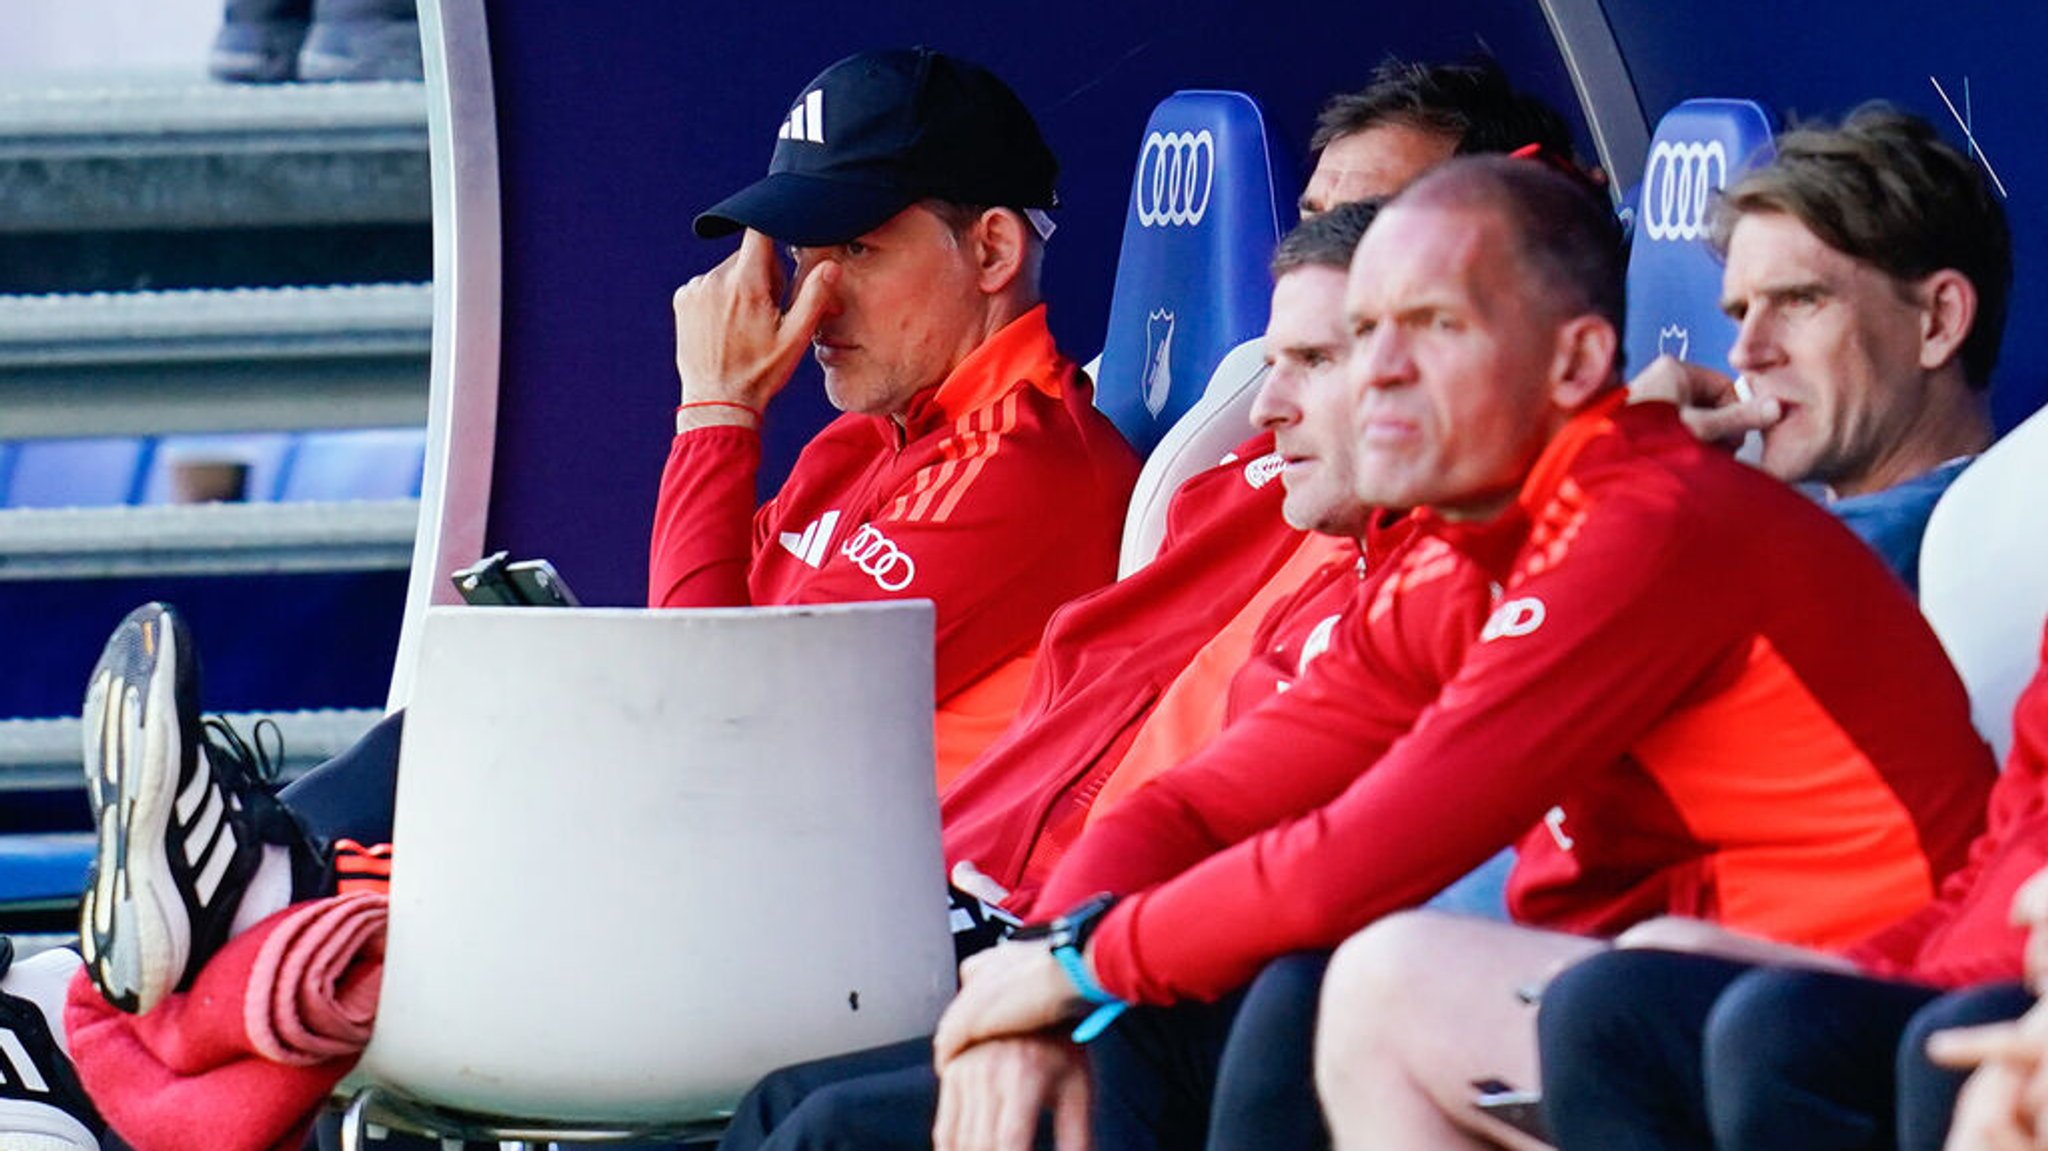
left=68, top=893, right=388, bottom=1151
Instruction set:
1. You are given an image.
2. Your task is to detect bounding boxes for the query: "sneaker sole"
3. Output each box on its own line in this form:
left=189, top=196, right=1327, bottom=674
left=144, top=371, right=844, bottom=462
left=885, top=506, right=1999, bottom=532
left=0, top=959, right=101, bottom=1151
left=0, top=1105, right=100, bottom=1151
left=78, top=610, right=193, bottom=1015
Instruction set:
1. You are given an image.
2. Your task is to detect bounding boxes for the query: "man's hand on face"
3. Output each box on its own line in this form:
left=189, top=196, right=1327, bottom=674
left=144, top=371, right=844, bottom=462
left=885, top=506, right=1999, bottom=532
left=934, top=940, right=1088, bottom=1071
left=933, top=1035, right=1093, bottom=1151
left=1628, top=354, right=1783, bottom=449
left=671, top=228, right=839, bottom=426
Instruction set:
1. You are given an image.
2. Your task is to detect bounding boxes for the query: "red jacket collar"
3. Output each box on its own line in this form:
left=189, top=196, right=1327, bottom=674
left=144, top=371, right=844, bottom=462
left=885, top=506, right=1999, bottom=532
left=1418, top=388, right=1630, bottom=573
left=887, top=305, right=1066, bottom=441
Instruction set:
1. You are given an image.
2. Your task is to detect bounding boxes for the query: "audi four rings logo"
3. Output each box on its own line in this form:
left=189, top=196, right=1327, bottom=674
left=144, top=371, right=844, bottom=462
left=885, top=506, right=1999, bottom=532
left=1640, top=140, right=1728, bottom=243
left=841, top=524, right=916, bottom=591
left=1136, top=130, right=1216, bottom=228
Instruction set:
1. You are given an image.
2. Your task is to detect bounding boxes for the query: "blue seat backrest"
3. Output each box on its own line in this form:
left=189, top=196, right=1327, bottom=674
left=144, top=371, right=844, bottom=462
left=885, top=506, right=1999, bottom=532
left=1622, top=99, right=1778, bottom=377
left=4, top=437, right=154, bottom=508
left=278, top=428, right=427, bottom=502
left=1094, top=90, right=1296, bottom=456
left=0, top=442, right=14, bottom=504
left=140, top=432, right=297, bottom=504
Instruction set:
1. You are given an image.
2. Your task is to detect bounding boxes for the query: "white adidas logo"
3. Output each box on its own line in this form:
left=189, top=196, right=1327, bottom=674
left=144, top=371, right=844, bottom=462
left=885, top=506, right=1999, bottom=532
left=776, top=89, right=826, bottom=144
left=778, top=510, right=841, bottom=568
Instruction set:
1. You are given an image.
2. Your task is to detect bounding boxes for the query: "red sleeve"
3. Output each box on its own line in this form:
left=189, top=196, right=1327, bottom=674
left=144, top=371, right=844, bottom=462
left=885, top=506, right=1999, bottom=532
left=647, top=425, right=765, bottom=608
left=1847, top=634, right=2048, bottom=978
left=1083, top=484, right=1751, bottom=1004
left=1037, top=539, right=1489, bottom=908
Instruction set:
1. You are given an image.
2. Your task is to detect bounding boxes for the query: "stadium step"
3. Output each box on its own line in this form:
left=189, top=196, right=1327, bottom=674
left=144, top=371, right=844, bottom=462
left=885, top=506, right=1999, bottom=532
left=0, top=77, right=429, bottom=293
left=0, top=282, right=431, bottom=438
left=0, top=707, right=381, bottom=789
left=0, top=499, right=417, bottom=579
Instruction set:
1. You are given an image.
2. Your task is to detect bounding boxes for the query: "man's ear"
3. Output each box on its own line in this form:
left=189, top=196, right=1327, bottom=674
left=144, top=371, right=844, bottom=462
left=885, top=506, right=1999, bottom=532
left=1916, top=268, right=1978, bottom=374
left=1549, top=315, right=1620, bottom=410
left=971, top=209, right=1029, bottom=295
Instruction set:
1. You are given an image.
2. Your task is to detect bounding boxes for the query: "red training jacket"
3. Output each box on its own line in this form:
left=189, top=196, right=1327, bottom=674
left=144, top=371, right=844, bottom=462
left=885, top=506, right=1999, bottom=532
left=1848, top=622, right=2048, bottom=989
left=939, top=431, right=1309, bottom=911
left=1042, top=396, right=1995, bottom=1005
left=648, top=306, right=1139, bottom=784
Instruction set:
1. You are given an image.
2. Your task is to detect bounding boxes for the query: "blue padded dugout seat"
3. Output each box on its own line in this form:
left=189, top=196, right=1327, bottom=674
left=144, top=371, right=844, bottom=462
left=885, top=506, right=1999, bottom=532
left=1093, top=90, right=1296, bottom=456
left=0, top=443, right=14, bottom=504
left=139, top=432, right=296, bottom=504
left=278, top=427, right=427, bottom=502
left=0, top=834, right=94, bottom=910
left=1622, top=99, right=1778, bottom=377
left=4, top=437, right=154, bottom=509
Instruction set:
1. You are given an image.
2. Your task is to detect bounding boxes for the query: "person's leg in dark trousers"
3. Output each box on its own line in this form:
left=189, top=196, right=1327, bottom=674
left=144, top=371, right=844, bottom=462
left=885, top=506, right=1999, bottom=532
left=1087, top=952, right=1331, bottom=1151
left=1087, top=995, right=1243, bottom=1151
left=1895, top=981, right=2035, bottom=1151
left=1536, top=948, right=1757, bottom=1151
left=1703, top=966, right=1943, bottom=1151
left=278, top=709, right=405, bottom=859
left=718, top=1037, right=940, bottom=1151
left=1206, top=952, right=1329, bottom=1151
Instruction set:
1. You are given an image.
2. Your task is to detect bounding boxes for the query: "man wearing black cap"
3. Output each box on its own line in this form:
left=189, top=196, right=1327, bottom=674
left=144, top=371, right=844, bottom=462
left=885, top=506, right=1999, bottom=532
left=651, top=48, right=1140, bottom=788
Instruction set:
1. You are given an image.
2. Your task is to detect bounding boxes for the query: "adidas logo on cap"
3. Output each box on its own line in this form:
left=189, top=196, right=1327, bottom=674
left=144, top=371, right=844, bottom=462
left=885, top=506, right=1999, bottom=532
left=776, top=88, right=826, bottom=144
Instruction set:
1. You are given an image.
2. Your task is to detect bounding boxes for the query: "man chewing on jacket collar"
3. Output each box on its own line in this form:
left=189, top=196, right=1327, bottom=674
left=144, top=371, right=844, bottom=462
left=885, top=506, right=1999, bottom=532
left=1628, top=106, right=2007, bottom=593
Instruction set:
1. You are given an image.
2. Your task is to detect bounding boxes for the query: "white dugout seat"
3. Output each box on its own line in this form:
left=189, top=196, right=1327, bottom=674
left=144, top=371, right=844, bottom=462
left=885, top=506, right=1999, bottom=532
left=345, top=603, right=954, bottom=1140
left=1920, top=404, right=2048, bottom=764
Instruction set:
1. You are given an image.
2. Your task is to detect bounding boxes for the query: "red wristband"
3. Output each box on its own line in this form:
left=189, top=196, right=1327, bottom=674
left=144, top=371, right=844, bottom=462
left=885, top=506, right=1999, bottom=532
left=675, top=400, right=761, bottom=432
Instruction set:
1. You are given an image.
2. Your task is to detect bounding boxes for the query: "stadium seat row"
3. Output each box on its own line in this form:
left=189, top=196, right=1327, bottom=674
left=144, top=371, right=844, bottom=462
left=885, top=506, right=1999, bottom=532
left=0, top=427, right=427, bottom=510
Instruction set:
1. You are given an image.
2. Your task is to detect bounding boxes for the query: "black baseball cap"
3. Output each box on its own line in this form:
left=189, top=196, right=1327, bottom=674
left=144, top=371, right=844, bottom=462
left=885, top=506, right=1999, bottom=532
left=693, top=47, right=1060, bottom=248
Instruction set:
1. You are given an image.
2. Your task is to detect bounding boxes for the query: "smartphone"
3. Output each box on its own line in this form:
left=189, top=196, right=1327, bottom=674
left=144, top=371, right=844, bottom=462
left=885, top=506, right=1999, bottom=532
left=452, top=551, right=522, bottom=605
left=1471, top=1078, right=1551, bottom=1144
left=505, top=559, right=580, bottom=607
left=452, top=553, right=581, bottom=607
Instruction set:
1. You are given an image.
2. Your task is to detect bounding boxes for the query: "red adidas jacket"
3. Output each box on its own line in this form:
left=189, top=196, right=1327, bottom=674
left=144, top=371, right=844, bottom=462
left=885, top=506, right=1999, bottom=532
left=649, top=306, right=1139, bottom=783
left=1042, top=397, right=1996, bottom=1005
left=938, top=430, right=1309, bottom=911
left=1847, top=623, right=2048, bottom=989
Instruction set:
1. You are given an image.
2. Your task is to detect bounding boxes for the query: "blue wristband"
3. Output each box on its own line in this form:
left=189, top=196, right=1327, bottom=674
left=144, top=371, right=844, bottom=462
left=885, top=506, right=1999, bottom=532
left=1052, top=944, right=1128, bottom=1043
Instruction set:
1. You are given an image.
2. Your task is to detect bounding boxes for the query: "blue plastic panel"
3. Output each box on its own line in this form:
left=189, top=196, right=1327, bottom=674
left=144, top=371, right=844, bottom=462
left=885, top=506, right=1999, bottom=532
left=1621, top=99, right=1777, bottom=378
left=5, top=437, right=153, bottom=509
left=1095, top=91, right=1293, bottom=455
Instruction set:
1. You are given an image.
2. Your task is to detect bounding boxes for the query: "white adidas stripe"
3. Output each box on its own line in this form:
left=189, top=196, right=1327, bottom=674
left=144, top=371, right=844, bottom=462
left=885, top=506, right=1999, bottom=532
left=174, top=757, right=242, bottom=907
left=0, top=1030, right=49, bottom=1094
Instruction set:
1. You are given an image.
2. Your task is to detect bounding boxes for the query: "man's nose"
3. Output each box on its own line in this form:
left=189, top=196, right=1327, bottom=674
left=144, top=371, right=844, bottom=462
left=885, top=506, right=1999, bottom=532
left=1728, top=310, right=1778, bottom=374
left=1250, top=365, right=1299, bottom=430
left=1352, top=329, right=1409, bottom=394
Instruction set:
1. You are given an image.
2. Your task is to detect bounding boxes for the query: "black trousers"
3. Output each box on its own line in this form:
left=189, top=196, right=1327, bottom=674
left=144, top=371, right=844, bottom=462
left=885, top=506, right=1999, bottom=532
left=716, top=953, right=1332, bottom=1151
left=278, top=708, right=404, bottom=852
left=1537, top=947, right=2033, bottom=1151
left=718, top=1037, right=942, bottom=1151
left=1090, top=951, right=1329, bottom=1151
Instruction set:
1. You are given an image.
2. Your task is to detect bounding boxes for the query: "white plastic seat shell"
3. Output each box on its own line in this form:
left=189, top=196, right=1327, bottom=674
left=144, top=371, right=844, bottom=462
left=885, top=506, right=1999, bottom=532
left=356, top=602, right=955, bottom=1124
left=1919, top=404, right=2048, bottom=764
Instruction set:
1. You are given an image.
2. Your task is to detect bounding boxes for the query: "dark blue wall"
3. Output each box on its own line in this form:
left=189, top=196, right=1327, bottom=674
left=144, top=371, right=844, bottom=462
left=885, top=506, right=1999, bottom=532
left=1600, top=0, right=2048, bottom=433
left=477, top=3, right=1587, bottom=606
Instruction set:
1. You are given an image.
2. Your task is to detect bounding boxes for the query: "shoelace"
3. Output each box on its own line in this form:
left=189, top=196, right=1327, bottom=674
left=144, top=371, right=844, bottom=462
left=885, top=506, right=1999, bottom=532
left=200, top=715, right=285, bottom=791
left=197, top=716, right=309, bottom=850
